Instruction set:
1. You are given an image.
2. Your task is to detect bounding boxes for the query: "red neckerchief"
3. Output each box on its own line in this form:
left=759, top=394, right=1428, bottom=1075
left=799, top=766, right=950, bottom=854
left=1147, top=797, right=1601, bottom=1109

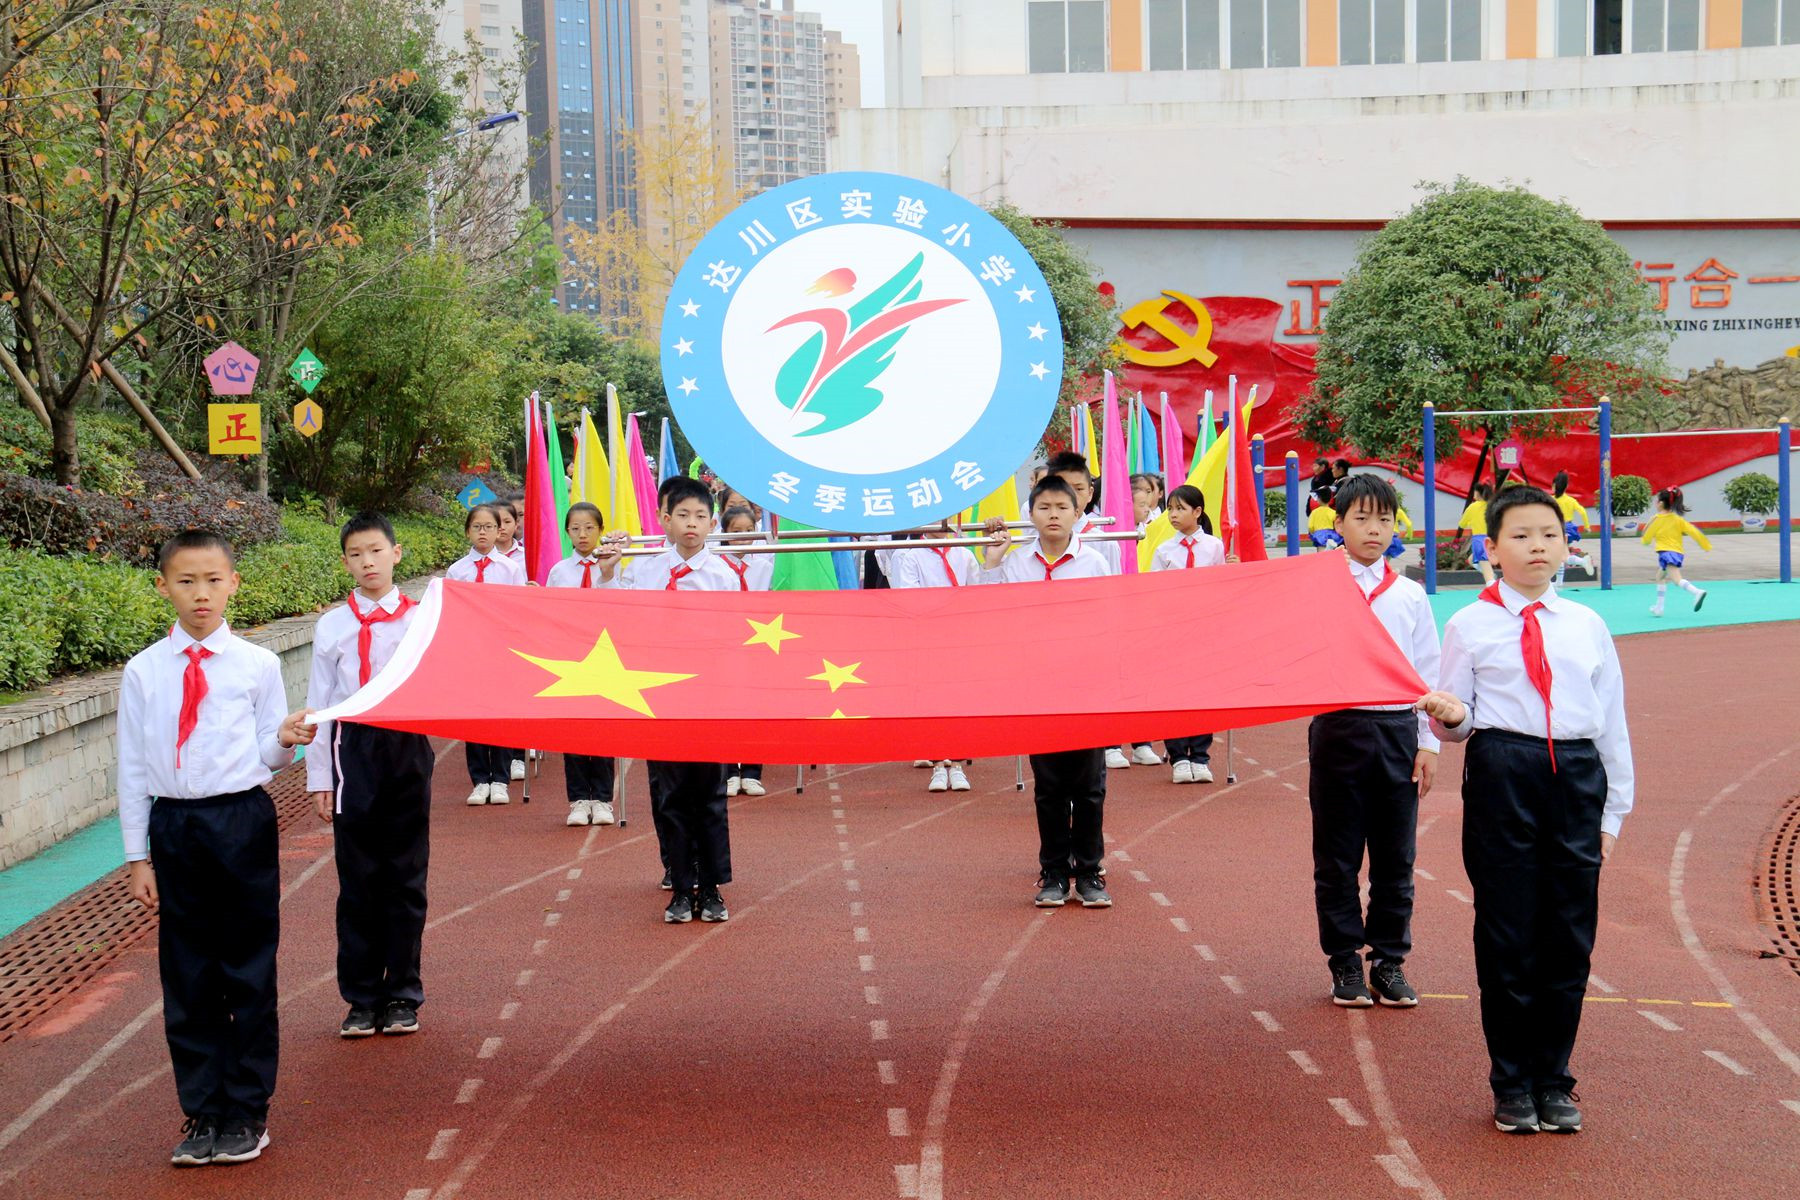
left=932, top=546, right=961, bottom=586
left=1361, top=562, right=1400, bottom=607
left=346, top=590, right=416, bottom=686
left=721, top=556, right=750, bottom=591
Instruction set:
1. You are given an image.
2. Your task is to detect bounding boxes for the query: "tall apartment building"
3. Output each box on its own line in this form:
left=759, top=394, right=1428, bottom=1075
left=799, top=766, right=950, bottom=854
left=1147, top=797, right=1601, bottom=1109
left=435, top=0, right=531, bottom=185
left=823, top=28, right=862, bottom=137
left=708, top=1, right=830, bottom=194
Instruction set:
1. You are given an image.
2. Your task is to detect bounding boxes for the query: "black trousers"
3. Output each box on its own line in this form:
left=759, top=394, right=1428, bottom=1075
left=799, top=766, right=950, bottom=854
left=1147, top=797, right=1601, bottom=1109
left=465, top=742, right=509, bottom=784
left=1165, top=733, right=1214, bottom=764
left=1309, top=710, right=1419, bottom=967
left=333, top=725, right=435, bottom=1009
left=565, top=754, right=615, bottom=804
left=1028, top=748, right=1106, bottom=878
left=649, top=761, right=730, bottom=893
left=733, top=763, right=763, bottom=781
left=148, top=787, right=279, bottom=1123
left=1463, top=730, right=1606, bottom=1098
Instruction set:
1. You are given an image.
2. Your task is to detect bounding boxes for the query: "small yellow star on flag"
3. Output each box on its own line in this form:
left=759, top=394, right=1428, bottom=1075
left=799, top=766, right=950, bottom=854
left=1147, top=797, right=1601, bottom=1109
left=744, top=614, right=802, bottom=654
left=807, top=659, right=865, bottom=693
left=827, top=709, right=868, bottom=720
left=513, top=630, right=694, bottom=717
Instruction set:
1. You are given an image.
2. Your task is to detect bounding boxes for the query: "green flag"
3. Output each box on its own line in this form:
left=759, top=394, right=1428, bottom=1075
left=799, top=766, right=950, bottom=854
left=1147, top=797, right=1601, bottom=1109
left=771, top=520, right=840, bottom=591
left=544, top=400, right=573, bottom=557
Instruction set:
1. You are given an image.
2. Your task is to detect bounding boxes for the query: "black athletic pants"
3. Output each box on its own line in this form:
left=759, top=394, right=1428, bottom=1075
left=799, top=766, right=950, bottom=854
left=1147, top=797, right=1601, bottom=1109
left=1165, top=733, right=1214, bottom=764
left=148, top=787, right=279, bottom=1124
left=333, top=725, right=435, bottom=1010
left=649, top=761, right=730, bottom=893
left=1463, top=730, right=1606, bottom=1098
left=1028, top=748, right=1107, bottom=879
left=733, top=763, right=763, bottom=781
left=565, top=754, right=615, bottom=804
left=465, top=742, right=510, bottom=785
left=1309, top=709, right=1419, bottom=968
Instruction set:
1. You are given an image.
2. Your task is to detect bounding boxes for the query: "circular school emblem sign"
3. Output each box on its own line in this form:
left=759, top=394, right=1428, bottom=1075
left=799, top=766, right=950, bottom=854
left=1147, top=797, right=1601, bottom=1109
left=661, top=171, right=1064, bottom=533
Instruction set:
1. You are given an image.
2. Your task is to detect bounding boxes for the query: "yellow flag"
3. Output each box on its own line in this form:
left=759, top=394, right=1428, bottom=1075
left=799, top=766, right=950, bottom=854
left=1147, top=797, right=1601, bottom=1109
left=960, top=473, right=1022, bottom=529
left=606, top=383, right=642, bottom=537
left=1138, top=401, right=1249, bottom=570
left=577, top=407, right=613, bottom=527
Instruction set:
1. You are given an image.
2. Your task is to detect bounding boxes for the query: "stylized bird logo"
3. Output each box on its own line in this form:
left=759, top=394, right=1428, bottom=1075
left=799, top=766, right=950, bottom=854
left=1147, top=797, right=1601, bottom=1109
left=768, top=254, right=963, bottom=435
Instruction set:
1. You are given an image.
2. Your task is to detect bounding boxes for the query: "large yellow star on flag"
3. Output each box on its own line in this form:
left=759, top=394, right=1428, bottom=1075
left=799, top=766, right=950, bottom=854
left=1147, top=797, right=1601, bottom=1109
left=513, top=630, right=695, bottom=717
left=807, top=659, right=865, bottom=693
left=744, top=613, right=801, bottom=654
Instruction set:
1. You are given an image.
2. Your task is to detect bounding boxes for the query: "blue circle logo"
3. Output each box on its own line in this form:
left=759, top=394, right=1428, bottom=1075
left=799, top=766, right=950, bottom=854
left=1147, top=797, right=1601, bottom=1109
left=661, top=171, right=1064, bottom=533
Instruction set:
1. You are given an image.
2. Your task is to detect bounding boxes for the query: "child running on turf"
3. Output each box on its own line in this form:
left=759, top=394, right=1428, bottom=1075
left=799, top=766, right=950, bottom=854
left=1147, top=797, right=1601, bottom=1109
left=974, top=476, right=1116, bottom=909
left=447, top=504, right=525, bottom=805
left=1308, top=475, right=1441, bottom=1010
left=888, top=520, right=980, bottom=792
left=1551, top=473, right=1596, bottom=580
left=121, top=531, right=315, bottom=1167
left=1459, top=483, right=1495, bottom=585
left=1417, top=485, right=1634, bottom=1137
left=1149, top=485, right=1231, bottom=784
left=718, top=505, right=771, bottom=797
left=547, top=502, right=618, bottom=828
left=1641, top=486, right=1710, bottom=615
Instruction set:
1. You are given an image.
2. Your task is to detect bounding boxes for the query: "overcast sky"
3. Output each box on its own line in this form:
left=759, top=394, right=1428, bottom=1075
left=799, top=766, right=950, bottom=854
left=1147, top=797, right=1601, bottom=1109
left=805, top=0, right=887, bottom=107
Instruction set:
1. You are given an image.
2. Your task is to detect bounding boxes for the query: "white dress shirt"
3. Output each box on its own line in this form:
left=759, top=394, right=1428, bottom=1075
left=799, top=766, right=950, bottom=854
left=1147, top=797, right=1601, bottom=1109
left=547, top=552, right=604, bottom=590
left=1346, top=556, right=1441, bottom=752
left=1076, top=513, right=1122, bottom=573
left=446, top=549, right=525, bottom=585
left=718, top=545, right=775, bottom=591
left=502, top=542, right=526, bottom=571
left=611, top=545, right=763, bottom=592
left=118, top=623, right=294, bottom=861
left=1149, top=530, right=1227, bottom=572
left=888, top=544, right=979, bottom=588
left=1434, top=580, right=1635, bottom=835
left=305, top=588, right=416, bottom=794
left=974, top=535, right=1113, bottom=585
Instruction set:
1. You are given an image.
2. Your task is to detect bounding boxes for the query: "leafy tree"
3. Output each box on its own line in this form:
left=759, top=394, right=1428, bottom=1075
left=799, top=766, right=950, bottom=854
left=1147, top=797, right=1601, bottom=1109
left=1295, top=180, right=1671, bottom=482
left=986, top=204, right=1119, bottom=409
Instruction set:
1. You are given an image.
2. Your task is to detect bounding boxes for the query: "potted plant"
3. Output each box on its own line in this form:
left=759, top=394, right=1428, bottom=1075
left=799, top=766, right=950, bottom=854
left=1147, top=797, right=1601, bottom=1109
left=1723, top=471, right=1779, bottom=532
left=1610, top=474, right=1652, bottom=536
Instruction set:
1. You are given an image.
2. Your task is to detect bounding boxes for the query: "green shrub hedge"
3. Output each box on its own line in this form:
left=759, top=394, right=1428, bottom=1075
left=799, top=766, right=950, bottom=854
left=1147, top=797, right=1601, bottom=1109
left=0, top=511, right=467, bottom=693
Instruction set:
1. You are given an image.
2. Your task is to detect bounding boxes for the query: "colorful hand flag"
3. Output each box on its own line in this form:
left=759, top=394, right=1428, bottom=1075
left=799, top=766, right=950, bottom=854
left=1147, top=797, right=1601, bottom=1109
left=1159, top=393, right=1185, bottom=497
left=313, top=554, right=1427, bottom=762
left=1138, top=396, right=1249, bottom=571
left=1099, top=371, right=1137, bottom=573
left=1221, top=384, right=1269, bottom=563
left=606, top=383, right=642, bottom=537
left=657, top=416, right=679, bottom=483
left=771, top=519, right=841, bottom=591
left=522, top=393, right=561, bottom=585
left=544, top=400, right=573, bottom=558
left=625, top=413, right=662, bottom=538
left=576, top=407, right=612, bottom=526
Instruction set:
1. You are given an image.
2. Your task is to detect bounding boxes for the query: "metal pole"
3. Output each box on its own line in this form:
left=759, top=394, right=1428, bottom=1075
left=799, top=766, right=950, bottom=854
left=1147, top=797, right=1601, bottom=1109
left=614, top=759, right=627, bottom=827
left=1422, top=402, right=1437, bottom=595
left=1285, top=451, right=1300, bottom=557
left=795, top=763, right=805, bottom=794
left=616, top=530, right=1145, bottom=557
left=1225, top=730, right=1237, bottom=784
left=1598, top=397, right=1613, bottom=591
left=1015, top=755, right=1025, bottom=791
left=1779, top=418, right=1792, bottom=585
left=1251, top=435, right=1265, bottom=526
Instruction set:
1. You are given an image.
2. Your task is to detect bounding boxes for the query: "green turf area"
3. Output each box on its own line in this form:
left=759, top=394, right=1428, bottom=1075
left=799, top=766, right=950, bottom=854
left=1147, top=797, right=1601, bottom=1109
left=0, top=816, right=123, bottom=939
left=1428, top=579, right=1800, bottom=638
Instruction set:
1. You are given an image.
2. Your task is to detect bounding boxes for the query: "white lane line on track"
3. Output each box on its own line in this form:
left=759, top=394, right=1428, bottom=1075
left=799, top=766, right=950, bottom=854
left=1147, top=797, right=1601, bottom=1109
left=1587, top=973, right=1617, bottom=994
left=499, top=1002, right=519, bottom=1021
left=850, top=902, right=866, bottom=916
left=878, top=1060, right=897, bottom=1085
left=1446, top=889, right=1472, bottom=905
left=1704, top=1050, right=1752, bottom=1076
left=1112, top=850, right=1133, bottom=862
left=855, top=926, right=872, bottom=943
left=887, top=1108, right=910, bottom=1137
left=426, top=1129, right=459, bottom=1161
left=1639, top=1010, right=1683, bottom=1032
left=1414, top=868, right=1435, bottom=881
left=1170, top=917, right=1191, bottom=933
left=1781, top=1100, right=1800, bottom=1118
left=1130, top=870, right=1151, bottom=883
left=866, top=986, right=882, bottom=1006
left=847, top=879, right=863, bottom=892
left=543, top=912, right=561, bottom=927
left=515, top=970, right=534, bottom=987
left=407, top=1189, right=434, bottom=1200
left=1220, top=975, right=1246, bottom=995
left=1374, top=1154, right=1421, bottom=1190
left=1252, top=1011, right=1283, bottom=1034
left=1328, top=1098, right=1368, bottom=1127
left=1288, top=1050, right=1322, bottom=1076
left=1348, top=1010, right=1446, bottom=1200
left=871, top=1020, right=890, bottom=1041
left=1149, top=892, right=1172, bottom=907
left=894, top=1164, right=921, bottom=1197
left=860, top=955, right=876, bottom=972
left=476, top=1037, right=502, bottom=1060
left=454, top=1080, right=482, bottom=1105
left=1195, top=944, right=1216, bottom=961
left=566, top=868, right=582, bottom=881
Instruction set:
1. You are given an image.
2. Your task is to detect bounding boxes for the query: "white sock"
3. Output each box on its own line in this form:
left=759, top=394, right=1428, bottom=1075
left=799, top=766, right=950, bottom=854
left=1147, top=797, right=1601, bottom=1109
left=1655, top=584, right=1667, bottom=606
left=1678, top=579, right=1701, bottom=595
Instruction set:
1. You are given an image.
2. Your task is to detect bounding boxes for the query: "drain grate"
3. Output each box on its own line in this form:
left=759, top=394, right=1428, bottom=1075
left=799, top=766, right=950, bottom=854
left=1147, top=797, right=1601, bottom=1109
left=0, top=767, right=316, bottom=1043
left=1757, top=793, right=1800, bottom=982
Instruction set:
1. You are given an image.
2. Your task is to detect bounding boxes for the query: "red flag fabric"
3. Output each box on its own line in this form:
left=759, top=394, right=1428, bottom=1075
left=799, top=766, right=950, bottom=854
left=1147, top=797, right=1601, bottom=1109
left=1220, top=404, right=1269, bottom=563
left=314, top=554, right=1425, bottom=762
left=523, top=393, right=560, bottom=585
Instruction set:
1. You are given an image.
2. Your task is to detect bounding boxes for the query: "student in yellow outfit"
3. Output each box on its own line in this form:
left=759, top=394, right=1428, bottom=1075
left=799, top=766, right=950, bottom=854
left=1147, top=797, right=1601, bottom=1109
left=1550, top=472, right=1596, bottom=580
left=1458, top=484, right=1495, bottom=585
left=1308, top=501, right=1343, bottom=550
left=1383, top=496, right=1414, bottom=561
left=1641, top=485, right=1711, bottom=616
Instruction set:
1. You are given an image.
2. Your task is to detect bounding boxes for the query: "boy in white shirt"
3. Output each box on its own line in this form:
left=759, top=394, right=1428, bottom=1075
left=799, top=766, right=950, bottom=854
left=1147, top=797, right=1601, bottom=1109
left=306, top=512, right=437, bottom=1040
left=120, top=531, right=314, bottom=1167
left=1418, top=485, right=1635, bottom=1138
left=1307, top=475, right=1441, bottom=1012
left=547, top=502, right=619, bottom=827
left=975, top=477, right=1114, bottom=908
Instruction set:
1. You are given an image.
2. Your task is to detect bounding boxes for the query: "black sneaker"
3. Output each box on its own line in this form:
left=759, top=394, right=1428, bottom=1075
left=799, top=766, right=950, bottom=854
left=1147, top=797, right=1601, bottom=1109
left=380, top=1001, right=419, bottom=1035
left=1074, top=874, right=1112, bottom=908
left=1534, top=1088, right=1581, bottom=1133
left=1494, top=1093, right=1539, bottom=1134
left=170, top=1116, right=216, bottom=1166
left=698, top=888, right=729, bottom=923
left=660, top=868, right=673, bottom=891
left=1330, top=961, right=1374, bottom=1007
left=1034, top=875, right=1069, bottom=908
left=210, top=1122, right=270, bottom=1163
left=664, top=892, right=694, bottom=923
left=1369, top=960, right=1419, bottom=1007
left=338, top=1005, right=378, bottom=1038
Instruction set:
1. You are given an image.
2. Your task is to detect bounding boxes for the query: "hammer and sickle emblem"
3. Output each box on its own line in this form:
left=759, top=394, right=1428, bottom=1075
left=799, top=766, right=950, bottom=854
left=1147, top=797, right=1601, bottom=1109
left=1117, top=290, right=1219, bottom=369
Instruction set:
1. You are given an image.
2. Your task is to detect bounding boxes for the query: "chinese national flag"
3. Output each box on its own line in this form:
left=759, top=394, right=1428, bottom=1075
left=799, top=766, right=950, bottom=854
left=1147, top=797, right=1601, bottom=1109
left=314, top=554, right=1425, bottom=762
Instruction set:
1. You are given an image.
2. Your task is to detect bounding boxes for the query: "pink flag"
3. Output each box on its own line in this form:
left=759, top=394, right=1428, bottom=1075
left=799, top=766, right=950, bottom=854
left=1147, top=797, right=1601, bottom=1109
left=523, top=393, right=561, bottom=585
left=1159, top=392, right=1185, bottom=498
left=1099, top=370, right=1138, bottom=574
left=625, top=413, right=664, bottom=538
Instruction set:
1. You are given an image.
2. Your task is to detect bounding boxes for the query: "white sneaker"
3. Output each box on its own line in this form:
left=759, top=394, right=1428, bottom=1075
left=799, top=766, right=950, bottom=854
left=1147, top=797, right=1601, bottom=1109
left=1649, top=605, right=1664, bottom=617
left=1192, top=763, right=1215, bottom=784
left=947, top=764, right=970, bottom=791
left=1578, top=555, right=1595, bottom=576
left=726, top=776, right=741, bottom=797
left=489, top=782, right=510, bottom=805
left=1105, top=748, right=1131, bottom=769
left=510, top=759, right=526, bottom=781
left=739, top=778, right=765, bottom=796
left=1130, top=745, right=1162, bottom=766
left=1172, top=761, right=1194, bottom=784
left=466, top=783, right=491, bottom=806
left=913, top=760, right=932, bottom=768
left=1692, top=588, right=1707, bottom=612
left=591, top=801, right=615, bottom=826
left=565, top=801, right=591, bottom=826
left=928, top=765, right=949, bottom=792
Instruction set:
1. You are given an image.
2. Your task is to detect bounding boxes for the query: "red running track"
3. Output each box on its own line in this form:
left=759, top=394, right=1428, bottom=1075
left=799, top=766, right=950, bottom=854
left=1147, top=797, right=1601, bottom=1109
left=1, top=623, right=1797, bottom=1199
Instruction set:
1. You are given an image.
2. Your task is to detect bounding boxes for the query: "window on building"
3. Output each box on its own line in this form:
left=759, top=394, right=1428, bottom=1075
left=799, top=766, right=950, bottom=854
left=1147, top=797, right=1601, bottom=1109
left=1557, top=0, right=1624, bottom=52
left=1338, top=0, right=1404, bottom=63
left=1147, top=0, right=1222, bottom=68
left=1027, top=0, right=1107, bottom=72
left=481, top=24, right=501, bottom=36
left=1230, top=0, right=1302, bottom=66
left=1742, top=0, right=1800, bottom=42
left=1414, top=0, right=1484, bottom=59
left=1630, top=0, right=1701, bottom=49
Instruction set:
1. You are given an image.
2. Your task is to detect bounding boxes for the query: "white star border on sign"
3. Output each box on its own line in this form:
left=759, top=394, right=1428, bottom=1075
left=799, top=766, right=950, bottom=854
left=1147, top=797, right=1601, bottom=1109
left=1028, top=362, right=1050, bottom=380
left=673, top=337, right=694, bottom=357
left=678, top=377, right=699, bottom=395
left=1013, top=284, right=1036, bottom=304
left=679, top=299, right=700, bottom=318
